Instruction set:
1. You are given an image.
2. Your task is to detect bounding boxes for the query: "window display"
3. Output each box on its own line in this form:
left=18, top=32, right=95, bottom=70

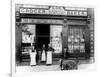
left=22, top=24, right=36, bottom=53
left=67, top=27, right=85, bottom=53
left=50, top=25, right=62, bottom=53
left=22, top=24, right=35, bottom=43
left=68, top=44, right=74, bottom=53
left=22, top=32, right=35, bottom=43
left=80, top=44, right=85, bottom=53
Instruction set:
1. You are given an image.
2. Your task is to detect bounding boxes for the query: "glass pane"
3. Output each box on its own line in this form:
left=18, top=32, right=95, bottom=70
left=68, top=26, right=85, bottom=53
left=50, top=25, right=62, bottom=53
left=22, top=24, right=35, bottom=43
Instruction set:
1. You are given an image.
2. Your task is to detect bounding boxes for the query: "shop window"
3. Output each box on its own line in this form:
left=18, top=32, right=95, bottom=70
left=22, top=24, right=35, bottom=44
left=50, top=25, right=62, bottom=53
left=21, top=24, right=36, bottom=53
left=67, top=26, right=85, bottom=54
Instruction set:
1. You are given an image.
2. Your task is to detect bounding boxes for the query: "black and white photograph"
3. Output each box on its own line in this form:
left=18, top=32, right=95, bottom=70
left=1, top=0, right=100, bottom=77
left=14, top=3, right=94, bottom=73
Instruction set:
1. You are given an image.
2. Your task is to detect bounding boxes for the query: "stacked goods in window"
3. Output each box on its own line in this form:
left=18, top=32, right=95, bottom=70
left=22, top=24, right=35, bottom=44
left=22, top=24, right=35, bottom=54
left=50, top=25, right=62, bottom=53
left=80, top=44, right=85, bottom=53
left=68, top=44, right=73, bottom=53
left=68, top=29, right=74, bottom=53
left=73, top=32, right=80, bottom=53
left=80, top=31, right=85, bottom=53
left=51, top=36, right=62, bottom=53
left=22, top=32, right=35, bottom=43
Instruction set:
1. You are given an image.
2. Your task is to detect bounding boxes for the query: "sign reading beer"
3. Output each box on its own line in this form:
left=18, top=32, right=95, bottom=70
left=19, top=6, right=87, bottom=16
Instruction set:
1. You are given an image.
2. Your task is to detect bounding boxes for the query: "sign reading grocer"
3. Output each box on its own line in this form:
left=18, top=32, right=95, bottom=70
left=19, top=6, right=87, bottom=16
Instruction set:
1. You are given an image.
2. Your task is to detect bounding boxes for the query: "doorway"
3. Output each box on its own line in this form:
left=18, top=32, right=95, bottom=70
left=36, top=24, right=50, bottom=49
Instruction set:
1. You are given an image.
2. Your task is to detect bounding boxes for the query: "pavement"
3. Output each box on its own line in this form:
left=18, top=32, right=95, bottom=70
left=16, top=59, right=95, bottom=74
left=16, top=64, right=95, bottom=74
left=16, top=65, right=60, bottom=73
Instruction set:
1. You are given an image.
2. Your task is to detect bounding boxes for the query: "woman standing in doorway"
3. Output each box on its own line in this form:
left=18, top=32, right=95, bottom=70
left=30, top=45, right=37, bottom=66
left=41, top=44, right=46, bottom=62
left=46, top=44, right=54, bottom=65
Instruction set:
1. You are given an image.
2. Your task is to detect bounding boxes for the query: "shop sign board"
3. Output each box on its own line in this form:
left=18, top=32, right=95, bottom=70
left=20, top=7, right=66, bottom=15
left=19, top=6, right=87, bottom=16
left=67, top=11, right=87, bottom=16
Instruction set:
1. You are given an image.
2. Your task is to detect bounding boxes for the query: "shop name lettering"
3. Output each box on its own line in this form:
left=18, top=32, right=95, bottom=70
left=20, top=8, right=87, bottom=16
left=20, top=8, right=65, bottom=15
left=67, top=11, right=87, bottom=16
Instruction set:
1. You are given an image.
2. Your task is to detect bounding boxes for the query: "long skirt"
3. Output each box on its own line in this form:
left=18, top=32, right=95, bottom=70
left=30, top=52, right=36, bottom=66
left=46, top=51, right=52, bottom=64
left=41, top=50, right=46, bottom=61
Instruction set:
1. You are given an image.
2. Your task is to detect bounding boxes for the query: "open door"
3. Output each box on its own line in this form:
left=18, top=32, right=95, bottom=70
left=36, top=24, right=50, bottom=49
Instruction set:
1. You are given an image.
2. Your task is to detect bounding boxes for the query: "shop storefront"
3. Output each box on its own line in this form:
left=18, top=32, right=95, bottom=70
left=15, top=4, right=94, bottom=63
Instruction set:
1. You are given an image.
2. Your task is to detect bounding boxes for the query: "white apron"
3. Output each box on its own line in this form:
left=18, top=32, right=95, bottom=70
left=46, top=51, right=52, bottom=64
left=30, top=51, right=36, bottom=65
left=41, top=50, right=46, bottom=61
